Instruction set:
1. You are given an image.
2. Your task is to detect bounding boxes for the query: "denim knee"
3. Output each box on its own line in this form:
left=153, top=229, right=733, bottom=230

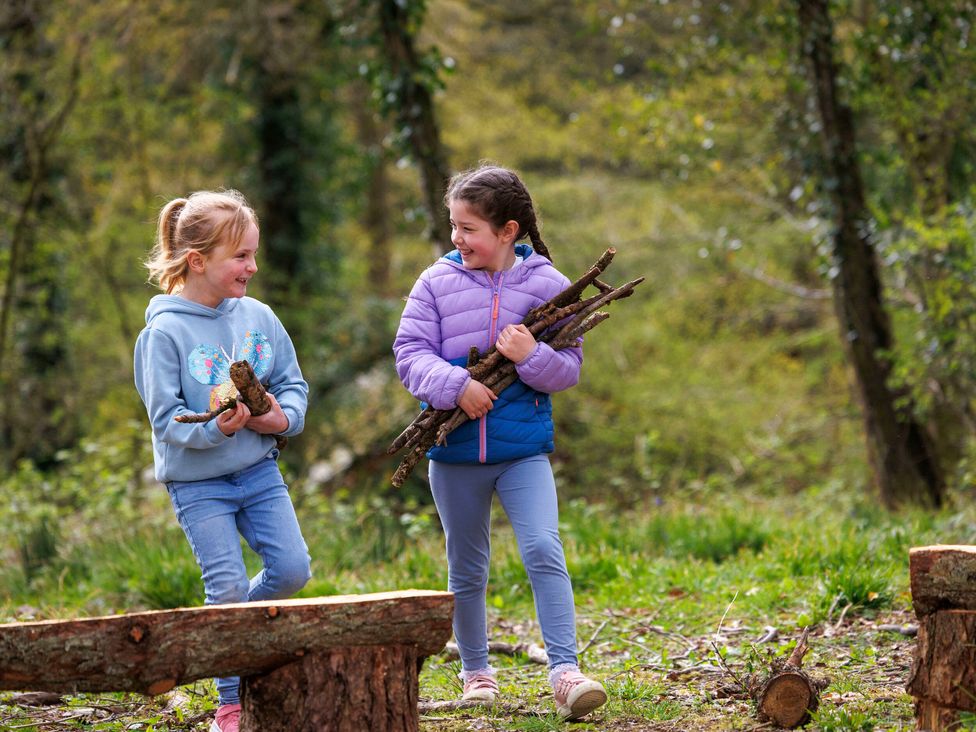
left=268, top=552, right=312, bottom=596
left=207, top=575, right=250, bottom=606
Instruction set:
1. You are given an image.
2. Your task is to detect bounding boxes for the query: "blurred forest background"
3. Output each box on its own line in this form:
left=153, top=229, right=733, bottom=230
left=3, top=0, right=976, bottom=610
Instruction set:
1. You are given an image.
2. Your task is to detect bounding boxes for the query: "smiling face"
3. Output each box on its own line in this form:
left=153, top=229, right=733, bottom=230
left=181, top=221, right=259, bottom=307
left=448, top=199, right=518, bottom=273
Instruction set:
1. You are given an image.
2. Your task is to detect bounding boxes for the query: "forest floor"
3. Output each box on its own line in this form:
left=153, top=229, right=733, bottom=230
left=416, top=609, right=918, bottom=731
left=0, top=609, right=918, bottom=731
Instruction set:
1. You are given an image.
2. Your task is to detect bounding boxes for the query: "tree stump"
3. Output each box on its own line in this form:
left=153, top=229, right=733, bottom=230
left=907, top=545, right=976, bottom=731
left=241, top=645, right=420, bottom=732
left=749, top=628, right=828, bottom=728
left=0, top=590, right=452, bottom=731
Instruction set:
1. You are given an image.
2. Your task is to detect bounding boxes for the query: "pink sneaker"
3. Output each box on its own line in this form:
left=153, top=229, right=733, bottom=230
left=553, top=670, right=607, bottom=720
left=209, top=703, right=241, bottom=732
left=461, top=670, right=499, bottom=702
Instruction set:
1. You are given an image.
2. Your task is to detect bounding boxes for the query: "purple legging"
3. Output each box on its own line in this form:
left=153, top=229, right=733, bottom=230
left=429, top=454, right=579, bottom=672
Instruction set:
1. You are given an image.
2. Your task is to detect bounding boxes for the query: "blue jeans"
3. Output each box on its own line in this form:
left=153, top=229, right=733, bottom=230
left=166, top=455, right=311, bottom=706
left=429, top=454, right=578, bottom=672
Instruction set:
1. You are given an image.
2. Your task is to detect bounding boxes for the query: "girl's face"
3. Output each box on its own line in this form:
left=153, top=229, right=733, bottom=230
left=448, top=200, right=517, bottom=273
left=183, top=221, right=259, bottom=307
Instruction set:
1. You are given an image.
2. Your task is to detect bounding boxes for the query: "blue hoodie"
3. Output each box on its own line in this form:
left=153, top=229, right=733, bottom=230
left=134, top=295, right=308, bottom=483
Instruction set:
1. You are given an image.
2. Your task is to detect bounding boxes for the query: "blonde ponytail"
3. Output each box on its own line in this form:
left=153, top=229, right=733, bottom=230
left=145, top=190, right=257, bottom=294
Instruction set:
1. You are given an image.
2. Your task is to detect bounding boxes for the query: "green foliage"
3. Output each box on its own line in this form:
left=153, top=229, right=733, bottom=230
left=885, top=205, right=976, bottom=410
left=811, top=705, right=877, bottom=732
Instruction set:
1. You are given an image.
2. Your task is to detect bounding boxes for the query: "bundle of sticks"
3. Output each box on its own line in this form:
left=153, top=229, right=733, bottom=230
left=387, top=247, right=644, bottom=487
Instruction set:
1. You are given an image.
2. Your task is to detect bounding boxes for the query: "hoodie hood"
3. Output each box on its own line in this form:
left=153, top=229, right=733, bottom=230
left=145, top=294, right=241, bottom=326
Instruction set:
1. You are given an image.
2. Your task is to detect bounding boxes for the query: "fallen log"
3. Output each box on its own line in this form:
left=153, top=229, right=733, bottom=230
left=0, top=590, right=453, bottom=732
left=388, top=247, right=643, bottom=487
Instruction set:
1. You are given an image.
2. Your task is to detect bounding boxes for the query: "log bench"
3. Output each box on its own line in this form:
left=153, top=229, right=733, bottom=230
left=906, top=545, right=976, bottom=731
left=0, top=589, right=453, bottom=732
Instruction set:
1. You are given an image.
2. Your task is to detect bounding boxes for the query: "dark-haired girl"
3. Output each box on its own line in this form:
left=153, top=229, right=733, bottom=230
left=393, top=164, right=607, bottom=720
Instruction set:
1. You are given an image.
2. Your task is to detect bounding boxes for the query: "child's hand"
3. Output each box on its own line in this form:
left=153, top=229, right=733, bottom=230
left=458, top=379, right=497, bottom=420
left=246, top=392, right=289, bottom=434
left=496, top=323, right=536, bottom=363
left=217, top=401, right=251, bottom=436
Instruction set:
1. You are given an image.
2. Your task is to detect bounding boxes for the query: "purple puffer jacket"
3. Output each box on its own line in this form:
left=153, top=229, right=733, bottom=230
left=393, top=244, right=583, bottom=464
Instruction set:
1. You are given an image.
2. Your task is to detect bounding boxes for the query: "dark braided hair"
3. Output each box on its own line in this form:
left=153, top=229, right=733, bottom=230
left=445, top=164, right=552, bottom=262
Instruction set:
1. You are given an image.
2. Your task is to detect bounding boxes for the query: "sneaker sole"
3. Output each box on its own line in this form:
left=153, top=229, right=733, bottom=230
left=557, top=687, right=608, bottom=720
left=461, top=690, right=497, bottom=703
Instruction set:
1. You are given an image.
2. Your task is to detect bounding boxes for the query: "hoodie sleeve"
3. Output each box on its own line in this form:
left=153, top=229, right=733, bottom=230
left=133, top=327, right=231, bottom=449
left=266, top=314, right=308, bottom=437
left=393, top=272, right=471, bottom=410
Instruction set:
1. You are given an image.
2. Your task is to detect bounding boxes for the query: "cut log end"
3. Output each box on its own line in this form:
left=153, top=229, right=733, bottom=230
left=758, top=671, right=817, bottom=728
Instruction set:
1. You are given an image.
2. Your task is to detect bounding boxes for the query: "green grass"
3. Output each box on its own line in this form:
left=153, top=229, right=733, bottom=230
left=2, top=480, right=970, bottom=730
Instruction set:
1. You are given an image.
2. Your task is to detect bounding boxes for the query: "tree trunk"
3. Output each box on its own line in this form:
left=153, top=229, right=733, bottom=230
left=349, top=81, right=394, bottom=296
left=795, top=0, right=944, bottom=509
left=377, top=0, right=452, bottom=253
left=0, top=3, right=84, bottom=470
left=240, top=645, right=420, bottom=732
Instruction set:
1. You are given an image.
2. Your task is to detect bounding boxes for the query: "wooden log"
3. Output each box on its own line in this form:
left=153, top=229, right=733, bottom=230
left=230, top=360, right=272, bottom=416
left=909, top=545, right=976, bottom=617
left=240, top=644, right=420, bottom=732
left=906, top=609, right=976, bottom=711
left=0, top=590, right=453, bottom=695
left=749, top=628, right=828, bottom=729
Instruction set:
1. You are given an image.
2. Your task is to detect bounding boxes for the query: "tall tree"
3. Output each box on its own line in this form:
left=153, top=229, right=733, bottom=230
left=796, top=0, right=944, bottom=508
left=0, top=2, right=84, bottom=468
left=235, top=0, right=344, bottom=320
left=376, top=0, right=452, bottom=253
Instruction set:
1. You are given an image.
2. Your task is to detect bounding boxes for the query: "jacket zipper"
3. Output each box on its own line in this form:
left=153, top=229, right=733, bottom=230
left=480, top=271, right=503, bottom=463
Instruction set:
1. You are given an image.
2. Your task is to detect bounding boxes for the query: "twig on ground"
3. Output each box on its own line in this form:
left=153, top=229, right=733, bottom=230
left=419, top=700, right=524, bottom=714
left=716, top=590, right=739, bottom=638
left=443, top=640, right=548, bottom=665
left=875, top=623, right=918, bottom=637
left=579, top=618, right=610, bottom=657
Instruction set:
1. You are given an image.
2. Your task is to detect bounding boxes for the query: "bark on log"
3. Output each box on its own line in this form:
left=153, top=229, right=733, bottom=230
left=240, top=644, right=420, bottom=732
left=0, top=590, right=453, bottom=695
left=909, top=545, right=976, bottom=617
left=906, top=609, right=976, bottom=711
left=230, top=360, right=272, bottom=416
